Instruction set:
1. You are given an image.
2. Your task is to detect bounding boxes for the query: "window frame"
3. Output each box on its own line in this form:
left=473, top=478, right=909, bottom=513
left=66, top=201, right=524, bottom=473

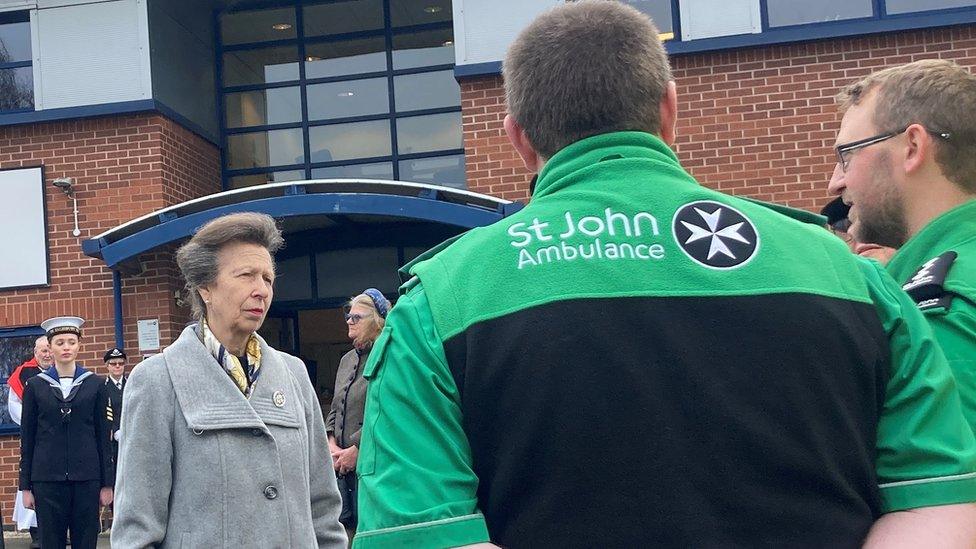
left=216, top=1, right=464, bottom=191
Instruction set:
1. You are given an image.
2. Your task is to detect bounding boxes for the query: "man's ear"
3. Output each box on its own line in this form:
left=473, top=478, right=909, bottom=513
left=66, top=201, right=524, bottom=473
left=902, top=123, right=931, bottom=175
left=504, top=114, right=542, bottom=172
left=659, top=81, right=678, bottom=146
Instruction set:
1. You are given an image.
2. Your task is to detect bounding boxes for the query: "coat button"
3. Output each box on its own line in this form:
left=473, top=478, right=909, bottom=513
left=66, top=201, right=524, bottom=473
left=264, top=485, right=278, bottom=500
left=251, top=428, right=262, bottom=436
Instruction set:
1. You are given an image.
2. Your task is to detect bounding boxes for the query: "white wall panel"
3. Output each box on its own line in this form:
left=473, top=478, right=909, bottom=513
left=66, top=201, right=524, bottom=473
left=35, top=0, right=151, bottom=109
left=0, top=167, right=48, bottom=289
left=452, top=0, right=561, bottom=67
left=679, top=0, right=761, bottom=41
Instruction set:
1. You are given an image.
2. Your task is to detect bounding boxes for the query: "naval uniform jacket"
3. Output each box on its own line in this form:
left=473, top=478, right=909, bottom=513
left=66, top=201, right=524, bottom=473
left=111, top=325, right=346, bottom=548
left=19, top=366, right=114, bottom=490
left=353, top=131, right=976, bottom=548
left=104, top=375, right=125, bottom=480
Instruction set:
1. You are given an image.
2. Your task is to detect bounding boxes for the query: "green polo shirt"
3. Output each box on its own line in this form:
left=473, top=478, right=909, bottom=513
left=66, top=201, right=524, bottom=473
left=354, top=133, right=976, bottom=548
left=888, top=199, right=976, bottom=429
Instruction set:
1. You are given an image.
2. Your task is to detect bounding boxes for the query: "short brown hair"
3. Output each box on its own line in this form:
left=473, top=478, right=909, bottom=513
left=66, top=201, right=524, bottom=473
left=837, top=59, right=976, bottom=193
left=503, top=0, right=672, bottom=158
left=176, top=212, right=284, bottom=321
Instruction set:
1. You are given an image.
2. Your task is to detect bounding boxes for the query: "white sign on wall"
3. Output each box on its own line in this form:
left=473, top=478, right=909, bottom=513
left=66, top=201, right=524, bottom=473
left=137, top=318, right=160, bottom=351
left=0, top=166, right=48, bottom=290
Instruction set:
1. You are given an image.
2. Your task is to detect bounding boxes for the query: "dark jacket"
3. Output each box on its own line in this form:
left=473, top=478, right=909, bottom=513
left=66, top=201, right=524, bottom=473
left=326, top=348, right=368, bottom=449
left=19, top=366, right=114, bottom=489
left=104, top=376, right=125, bottom=480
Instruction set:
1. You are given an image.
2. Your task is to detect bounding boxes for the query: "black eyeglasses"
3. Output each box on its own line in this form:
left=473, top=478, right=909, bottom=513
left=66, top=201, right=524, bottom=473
left=835, top=126, right=950, bottom=172
left=344, top=313, right=367, bottom=325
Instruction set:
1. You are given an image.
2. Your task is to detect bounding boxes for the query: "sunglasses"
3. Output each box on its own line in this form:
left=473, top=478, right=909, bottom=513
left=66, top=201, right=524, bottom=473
left=344, top=313, right=368, bottom=325
left=835, top=126, right=950, bottom=173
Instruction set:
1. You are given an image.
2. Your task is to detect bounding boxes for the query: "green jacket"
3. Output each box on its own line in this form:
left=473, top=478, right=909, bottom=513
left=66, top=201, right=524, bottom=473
left=888, top=199, right=976, bottom=429
left=354, top=132, right=976, bottom=548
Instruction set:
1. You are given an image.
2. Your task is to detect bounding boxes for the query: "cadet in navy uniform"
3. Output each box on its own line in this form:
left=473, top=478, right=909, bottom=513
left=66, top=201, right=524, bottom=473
left=19, top=317, right=115, bottom=549
left=102, top=347, right=127, bottom=478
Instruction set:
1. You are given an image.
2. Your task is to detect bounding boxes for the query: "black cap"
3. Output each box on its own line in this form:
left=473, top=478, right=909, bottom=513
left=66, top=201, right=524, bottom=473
left=104, top=348, right=127, bottom=362
left=820, top=197, right=850, bottom=229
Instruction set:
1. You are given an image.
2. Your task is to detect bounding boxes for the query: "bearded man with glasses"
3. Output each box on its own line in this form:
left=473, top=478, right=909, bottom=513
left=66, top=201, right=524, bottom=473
left=828, top=59, right=976, bottom=433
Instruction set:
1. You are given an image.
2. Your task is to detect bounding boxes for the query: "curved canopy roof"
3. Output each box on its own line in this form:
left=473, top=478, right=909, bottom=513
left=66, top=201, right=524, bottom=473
left=82, top=179, right=523, bottom=269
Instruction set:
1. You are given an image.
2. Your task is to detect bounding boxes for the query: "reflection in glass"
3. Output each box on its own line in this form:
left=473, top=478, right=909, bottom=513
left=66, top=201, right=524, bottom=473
left=307, top=78, right=389, bottom=120
left=304, top=37, right=387, bottom=79
left=399, top=154, right=466, bottom=189
left=396, top=112, right=462, bottom=155
left=309, top=121, right=391, bottom=163
left=225, top=87, right=302, bottom=128
left=226, top=129, right=305, bottom=170
left=620, top=0, right=673, bottom=34
left=273, top=255, right=312, bottom=301
left=312, top=162, right=394, bottom=180
left=392, top=29, right=455, bottom=69
left=316, top=248, right=400, bottom=298
left=767, top=0, right=872, bottom=26
left=304, top=0, right=383, bottom=37
left=228, top=170, right=305, bottom=189
left=394, top=71, right=460, bottom=112
left=886, top=0, right=976, bottom=13
left=0, top=16, right=31, bottom=63
left=0, top=67, right=32, bottom=110
left=390, top=0, right=451, bottom=28
left=223, top=46, right=299, bottom=87
left=220, top=7, right=296, bottom=46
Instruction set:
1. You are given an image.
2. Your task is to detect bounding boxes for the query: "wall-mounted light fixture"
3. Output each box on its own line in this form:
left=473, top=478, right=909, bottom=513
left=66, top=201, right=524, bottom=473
left=52, top=177, right=81, bottom=237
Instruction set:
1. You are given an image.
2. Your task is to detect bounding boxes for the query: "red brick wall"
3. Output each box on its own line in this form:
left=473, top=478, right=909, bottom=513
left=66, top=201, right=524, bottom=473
left=0, top=113, right=219, bottom=520
left=461, top=25, right=976, bottom=209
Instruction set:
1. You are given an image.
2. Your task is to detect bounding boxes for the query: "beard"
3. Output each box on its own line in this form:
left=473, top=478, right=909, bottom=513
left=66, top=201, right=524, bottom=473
left=852, top=153, right=909, bottom=249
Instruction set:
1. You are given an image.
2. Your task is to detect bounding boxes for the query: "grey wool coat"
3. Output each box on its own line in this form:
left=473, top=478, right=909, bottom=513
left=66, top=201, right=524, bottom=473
left=111, top=325, right=346, bottom=549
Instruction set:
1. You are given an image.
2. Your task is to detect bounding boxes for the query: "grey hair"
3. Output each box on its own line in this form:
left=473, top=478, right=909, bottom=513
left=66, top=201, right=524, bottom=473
left=175, top=212, right=284, bottom=322
left=503, top=0, right=672, bottom=158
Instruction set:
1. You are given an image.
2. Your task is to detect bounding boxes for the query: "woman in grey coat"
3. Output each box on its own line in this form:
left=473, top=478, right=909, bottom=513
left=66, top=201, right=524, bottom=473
left=327, top=289, right=390, bottom=537
left=112, top=212, right=346, bottom=548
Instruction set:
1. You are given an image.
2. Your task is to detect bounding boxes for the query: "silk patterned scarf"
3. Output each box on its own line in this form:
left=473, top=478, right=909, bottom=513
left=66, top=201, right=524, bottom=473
left=200, top=319, right=262, bottom=397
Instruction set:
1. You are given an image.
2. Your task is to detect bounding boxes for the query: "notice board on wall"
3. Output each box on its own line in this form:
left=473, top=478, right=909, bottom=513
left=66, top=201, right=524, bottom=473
left=0, top=166, right=49, bottom=290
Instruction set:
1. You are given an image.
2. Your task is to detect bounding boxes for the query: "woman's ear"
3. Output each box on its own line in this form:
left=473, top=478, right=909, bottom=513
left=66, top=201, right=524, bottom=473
left=198, top=287, right=211, bottom=304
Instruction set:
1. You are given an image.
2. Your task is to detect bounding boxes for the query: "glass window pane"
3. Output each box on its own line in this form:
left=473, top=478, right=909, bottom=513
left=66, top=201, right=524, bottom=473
left=399, top=154, right=466, bottom=188
left=767, top=0, right=872, bottom=26
left=304, top=37, right=388, bottom=79
left=304, top=0, right=384, bottom=37
left=228, top=170, right=305, bottom=189
left=221, top=7, right=296, bottom=46
left=227, top=129, right=305, bottom=170
left=309, top=120, right=391, bottom=163
left=620, top=0, right=673, bottom=35
left=316, top=248, right=400, bottom=298
left=392, top=29, right=455, bottom=69
left=887, top=0, right=976, bottom=14
left=394, top=71, right=460, bottom=112
left=312, top=162, right=394, bottom=180
left=274, top=255, right=312, bottom=301
left=0, top=17, right=31, bottom=63
left=0, top=67, right=32, bottom=111
left=391, top=0, right=451, bottom=28
left=307, top=78, right=389, bottom=120
left=396, top=112, right=461, bottom=154
left=225, top=87, right=302, bottom=128
left=223, top=46, right=299, bottom=87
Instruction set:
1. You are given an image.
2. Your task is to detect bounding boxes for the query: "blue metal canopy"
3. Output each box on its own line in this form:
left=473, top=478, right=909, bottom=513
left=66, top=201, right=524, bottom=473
left=82, top=179, right=523, bottom=268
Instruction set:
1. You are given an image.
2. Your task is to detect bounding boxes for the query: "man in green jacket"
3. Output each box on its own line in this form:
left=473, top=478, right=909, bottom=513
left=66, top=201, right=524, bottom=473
left=828, top=60, right=976, bottom=430
left=354, top=3, right=976, bottom=548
